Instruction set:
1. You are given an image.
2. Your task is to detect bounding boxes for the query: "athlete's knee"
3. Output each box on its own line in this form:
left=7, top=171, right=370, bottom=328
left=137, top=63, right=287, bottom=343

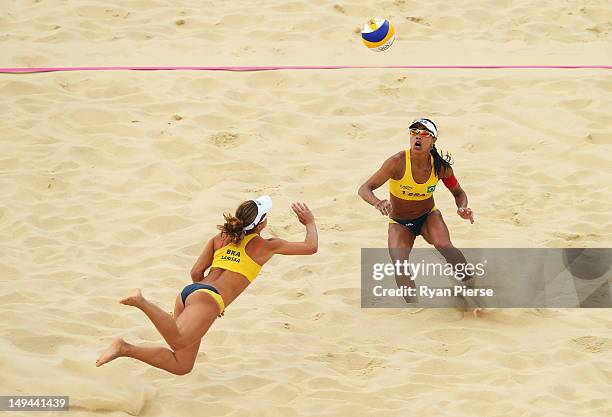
left=389, top=247, right=412, bottom=258
left=169, top=336, right=190, bottom=351
left=173, top=362, right=195, bottom=375
left=433, top=241, right=454, bottom=251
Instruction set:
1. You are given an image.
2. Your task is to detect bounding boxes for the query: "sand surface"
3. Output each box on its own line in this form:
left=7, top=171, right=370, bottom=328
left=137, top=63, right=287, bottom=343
left=1, top=1, right=612, bottom=416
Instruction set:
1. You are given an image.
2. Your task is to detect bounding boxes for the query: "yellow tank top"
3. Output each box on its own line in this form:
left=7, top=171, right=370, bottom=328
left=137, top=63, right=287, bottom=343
left=211, top=234, right=263, bottom=282
left=389, top=151, right=439, bottom=201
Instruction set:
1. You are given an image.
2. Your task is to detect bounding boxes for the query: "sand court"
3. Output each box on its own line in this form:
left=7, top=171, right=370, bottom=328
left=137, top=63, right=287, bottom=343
left=2, top=0, right=612, bottom=415
left=1, top=68, right=611, bottom=416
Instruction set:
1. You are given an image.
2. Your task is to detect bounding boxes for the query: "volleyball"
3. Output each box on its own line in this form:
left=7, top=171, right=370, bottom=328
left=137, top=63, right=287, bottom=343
left=361, top=18, right=395, bottom=52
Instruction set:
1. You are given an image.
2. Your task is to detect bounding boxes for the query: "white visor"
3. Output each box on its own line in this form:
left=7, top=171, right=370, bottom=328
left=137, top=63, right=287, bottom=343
left=243, top=195, right=272, bottom=231
left=409, top=118, right=438, bottom=138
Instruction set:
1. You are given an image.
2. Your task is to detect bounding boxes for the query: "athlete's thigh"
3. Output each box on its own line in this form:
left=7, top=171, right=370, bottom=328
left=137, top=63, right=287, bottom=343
left=421, top=210, right=452, bottom=247
left=175, top=295, right=219, bottom=346
left=388, top=222, right=416, bottom=261
left=388, top=223, right=418, bottom=301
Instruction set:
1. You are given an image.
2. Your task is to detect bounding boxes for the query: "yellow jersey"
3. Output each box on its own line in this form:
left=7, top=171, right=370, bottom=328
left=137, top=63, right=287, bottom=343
left=211, top=234, right=262, bottom=282
left=389, top=151, right=439, bottom=201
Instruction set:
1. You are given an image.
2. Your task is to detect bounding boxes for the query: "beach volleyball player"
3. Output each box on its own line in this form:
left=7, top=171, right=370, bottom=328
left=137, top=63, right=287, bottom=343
left=96, top=197, right=318, bottom=375
left=358, top=118, right=474, bottom=301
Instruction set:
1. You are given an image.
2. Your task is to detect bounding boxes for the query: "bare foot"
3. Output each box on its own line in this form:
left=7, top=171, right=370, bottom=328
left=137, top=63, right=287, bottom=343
left=120, top=288, right=144, bottom=307
left=472, top=308, right=485, bottom=318
left=96, top=337, right=126, bottom=367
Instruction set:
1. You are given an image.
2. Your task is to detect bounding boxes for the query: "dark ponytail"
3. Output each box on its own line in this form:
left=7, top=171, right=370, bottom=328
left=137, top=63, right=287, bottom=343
left=413, top=118, right=453, bottom=177
left=217, top=200, right=258, bottom=244
left=430, top=144, right=453, bottom=177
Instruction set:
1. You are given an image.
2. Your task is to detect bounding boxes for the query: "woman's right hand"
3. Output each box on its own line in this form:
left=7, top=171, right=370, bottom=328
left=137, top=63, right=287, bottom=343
left=375, top=199, right=392, bottom=216
left=291, top=202, right=315, bottom=225
left=265, top=203, right=318, bottom=256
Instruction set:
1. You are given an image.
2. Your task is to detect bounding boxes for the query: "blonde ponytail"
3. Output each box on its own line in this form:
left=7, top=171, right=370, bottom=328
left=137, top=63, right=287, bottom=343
left=217, top=200, right=258, bottom=244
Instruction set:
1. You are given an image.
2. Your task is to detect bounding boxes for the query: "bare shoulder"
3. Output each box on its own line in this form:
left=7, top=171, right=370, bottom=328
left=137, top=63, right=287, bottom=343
left=383, top=151, right=404, bottom=174
left=244, top=234, right=270, bottom=248
left=439, top=165, right=454, bottom=179
left=386, top=151, right=405, bottom=176
left=390, top=150, right=405, bottom=163
left=212, top=232, right=227, bottom=250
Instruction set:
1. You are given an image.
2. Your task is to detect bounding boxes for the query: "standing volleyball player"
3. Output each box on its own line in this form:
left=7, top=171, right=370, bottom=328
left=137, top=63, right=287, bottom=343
left=358, top=118, right=474, bottom=302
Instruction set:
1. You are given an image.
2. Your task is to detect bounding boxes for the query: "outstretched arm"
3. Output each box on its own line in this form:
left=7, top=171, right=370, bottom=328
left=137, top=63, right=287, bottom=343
left=358, top=154, right=398, bottom=216
left=190, top=237, right=216, bottom=282
left=266, top=203, right=318, bottom=255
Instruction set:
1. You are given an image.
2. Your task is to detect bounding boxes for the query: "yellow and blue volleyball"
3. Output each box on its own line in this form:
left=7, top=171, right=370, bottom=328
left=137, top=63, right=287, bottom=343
left=361, top=18, right=395, bottom=52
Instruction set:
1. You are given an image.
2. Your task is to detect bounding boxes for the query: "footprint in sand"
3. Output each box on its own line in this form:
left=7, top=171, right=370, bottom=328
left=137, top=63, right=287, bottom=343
left=208, top=132, right=240, bottom=148
left=570, top=336, right=612, bottom=353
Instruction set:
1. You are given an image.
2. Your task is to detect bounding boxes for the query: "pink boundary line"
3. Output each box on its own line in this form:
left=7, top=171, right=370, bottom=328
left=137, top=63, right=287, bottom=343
left=0, top=65, right=611, bottom=73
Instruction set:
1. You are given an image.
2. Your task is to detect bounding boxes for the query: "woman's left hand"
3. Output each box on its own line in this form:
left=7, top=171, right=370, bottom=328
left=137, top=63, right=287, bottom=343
left=457, top=207, right=474, bottom=224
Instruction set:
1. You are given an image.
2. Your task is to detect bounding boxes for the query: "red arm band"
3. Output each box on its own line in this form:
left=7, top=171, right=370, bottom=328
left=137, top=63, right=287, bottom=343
left=442, top=174, right=458, bottom=189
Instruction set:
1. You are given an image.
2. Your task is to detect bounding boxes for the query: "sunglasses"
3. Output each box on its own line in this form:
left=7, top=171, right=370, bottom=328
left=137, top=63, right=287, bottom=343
left=410, top=128, right=434, bottom=138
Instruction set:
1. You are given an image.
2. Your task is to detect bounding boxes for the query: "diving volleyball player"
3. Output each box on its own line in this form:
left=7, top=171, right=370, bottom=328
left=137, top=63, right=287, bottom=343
left=96, top=197, right=318, bottom=374
left=358, top=118, right=475, bottom=302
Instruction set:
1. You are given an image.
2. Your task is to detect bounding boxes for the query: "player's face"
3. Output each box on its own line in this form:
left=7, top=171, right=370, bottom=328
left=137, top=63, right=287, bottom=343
left=410, top=126, right=435, bottom=153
